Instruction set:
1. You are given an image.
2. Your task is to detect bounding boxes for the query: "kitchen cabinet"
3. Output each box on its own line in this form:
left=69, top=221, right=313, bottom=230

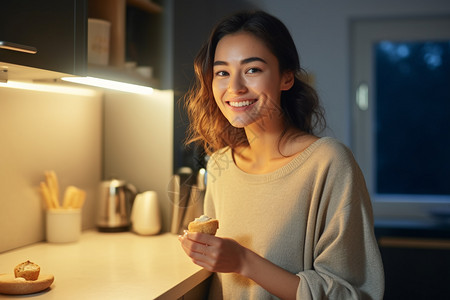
left=0, top=0, right=87, bottom=77
left=376, top=224, right=450, bottom=299
left=378, top=237, right=450, bottom=300
left=0, top=0, right=163, bottom=87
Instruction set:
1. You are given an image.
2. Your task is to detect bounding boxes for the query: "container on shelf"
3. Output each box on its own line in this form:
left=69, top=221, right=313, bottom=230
left=88, top=18, right=111, bottom=66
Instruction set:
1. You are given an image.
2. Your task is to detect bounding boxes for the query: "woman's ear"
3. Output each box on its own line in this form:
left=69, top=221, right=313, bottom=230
left=280, top=71, right=295, bottom=91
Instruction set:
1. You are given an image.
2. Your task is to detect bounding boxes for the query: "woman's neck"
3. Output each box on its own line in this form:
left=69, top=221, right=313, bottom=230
left=232, top=123, right=318, bottom=174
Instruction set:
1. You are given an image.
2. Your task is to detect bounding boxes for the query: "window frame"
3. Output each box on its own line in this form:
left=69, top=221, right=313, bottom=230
left=350, top=16, right=450, bottom=224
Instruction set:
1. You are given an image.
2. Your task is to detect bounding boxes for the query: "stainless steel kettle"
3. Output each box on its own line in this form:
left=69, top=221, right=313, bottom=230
left=97, top=179, right=137, bottom=232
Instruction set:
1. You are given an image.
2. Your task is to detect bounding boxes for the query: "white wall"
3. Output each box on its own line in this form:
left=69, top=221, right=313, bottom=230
left=245, top=0, right=450, bottom=145
left=0, top=84, right=102, bottom=252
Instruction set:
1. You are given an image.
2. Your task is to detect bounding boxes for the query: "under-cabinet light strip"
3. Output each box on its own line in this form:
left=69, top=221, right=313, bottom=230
left=61, top=76, right=154, bottom=95
left=0, top=80, right=97, bottom=96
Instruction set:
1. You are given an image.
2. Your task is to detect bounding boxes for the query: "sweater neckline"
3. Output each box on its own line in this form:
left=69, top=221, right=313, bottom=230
left=225, top=136, right=332, bottom=183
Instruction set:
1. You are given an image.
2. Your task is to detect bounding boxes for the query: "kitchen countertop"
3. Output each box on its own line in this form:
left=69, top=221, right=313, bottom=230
left=0, top=231, right=211, bottom=299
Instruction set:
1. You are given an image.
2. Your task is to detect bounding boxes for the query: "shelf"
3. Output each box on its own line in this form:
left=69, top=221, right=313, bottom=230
left=127, top=0, right=163, bottom=14
left=87, top=64, right=159, bottom=87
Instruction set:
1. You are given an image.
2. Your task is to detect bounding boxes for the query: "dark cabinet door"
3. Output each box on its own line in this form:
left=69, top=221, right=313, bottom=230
left=0, top=0, right=87, bottom=76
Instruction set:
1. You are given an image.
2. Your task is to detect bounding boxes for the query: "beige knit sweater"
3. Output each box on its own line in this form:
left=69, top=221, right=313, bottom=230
left=204, top=137, right=384, bottom=300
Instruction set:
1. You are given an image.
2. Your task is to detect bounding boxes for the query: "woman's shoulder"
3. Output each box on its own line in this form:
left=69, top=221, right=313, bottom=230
left=315, top=136, right=351, bottom=151
left=206, top=147, right=234, bottom=169
left=310, top=136, right=357, bottom=165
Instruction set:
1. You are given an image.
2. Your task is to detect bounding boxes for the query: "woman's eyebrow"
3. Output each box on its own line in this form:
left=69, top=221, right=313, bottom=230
left=213, top=57, right=267, bottom=66
left=242, top=57, right=267, bottom=65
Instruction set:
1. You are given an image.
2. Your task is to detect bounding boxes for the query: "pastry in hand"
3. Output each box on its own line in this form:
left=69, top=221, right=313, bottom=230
left=14, top=261, right=40, bottom=281
left=188, top=215, right=219, bottom=235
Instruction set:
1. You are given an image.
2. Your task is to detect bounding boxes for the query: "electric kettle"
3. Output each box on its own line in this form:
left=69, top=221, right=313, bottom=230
left=97, top=179, right=137, bottom=232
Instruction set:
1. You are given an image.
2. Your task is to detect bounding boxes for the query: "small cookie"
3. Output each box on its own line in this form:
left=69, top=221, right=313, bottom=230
left=14, top=261, right=40, bottom=281
left=188, top=215, right=219, bottom=235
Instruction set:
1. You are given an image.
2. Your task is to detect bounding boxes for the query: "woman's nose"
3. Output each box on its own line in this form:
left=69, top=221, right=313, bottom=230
left=228, top=74, right=247, bottom=93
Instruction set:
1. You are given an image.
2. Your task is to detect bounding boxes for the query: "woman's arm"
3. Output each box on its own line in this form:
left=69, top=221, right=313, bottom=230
left=179, top=232, right=300, bottom=300
left=241, top=245, right=300, bottom=300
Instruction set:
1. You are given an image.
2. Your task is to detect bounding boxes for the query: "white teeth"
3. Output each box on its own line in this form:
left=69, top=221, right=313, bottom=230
left=229, top=100, right=255, bottom=107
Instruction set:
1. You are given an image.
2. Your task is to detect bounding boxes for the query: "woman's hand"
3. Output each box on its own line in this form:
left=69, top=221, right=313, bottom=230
left=178, top=231, right=247, bottom=274
left=179, top=231, right=300, bottom=299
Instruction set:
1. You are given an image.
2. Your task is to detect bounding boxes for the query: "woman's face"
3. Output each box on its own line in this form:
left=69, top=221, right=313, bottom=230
left=212, top=32, right=293, bottom=129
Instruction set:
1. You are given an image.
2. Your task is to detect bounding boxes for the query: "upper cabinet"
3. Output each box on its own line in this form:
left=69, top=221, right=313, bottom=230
left=0, top=0, right=87, bottom=76
left=87, top=0, right=163, bottom=87
left=0, top=0, right=163, bottom=88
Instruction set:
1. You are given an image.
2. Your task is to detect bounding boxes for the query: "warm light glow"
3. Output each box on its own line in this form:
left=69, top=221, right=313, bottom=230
left=61, top=76, right=154, bottom=95
left=0, top=80, right=97, bottom=96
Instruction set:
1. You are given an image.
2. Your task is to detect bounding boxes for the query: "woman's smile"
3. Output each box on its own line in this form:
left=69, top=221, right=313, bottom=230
left=227, top=99, right=258, bottom=109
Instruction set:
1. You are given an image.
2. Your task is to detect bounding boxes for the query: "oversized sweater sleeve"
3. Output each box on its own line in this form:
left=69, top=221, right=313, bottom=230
left=296, top=143, right=385, bottom=300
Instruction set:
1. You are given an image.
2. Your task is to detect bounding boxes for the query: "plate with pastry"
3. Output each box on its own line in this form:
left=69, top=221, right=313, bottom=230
left=0, top=260, right=54, bottom=295
left=188, top=215, right=219, bottom=235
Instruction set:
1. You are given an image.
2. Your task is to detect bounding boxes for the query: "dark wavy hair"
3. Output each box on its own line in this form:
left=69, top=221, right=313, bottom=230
left=184, top=10, right=326, bottom=155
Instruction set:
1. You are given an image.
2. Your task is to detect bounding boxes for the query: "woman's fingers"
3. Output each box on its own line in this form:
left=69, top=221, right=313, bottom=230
left=178, top=232, right=217, bottom=271
left=179, top=232, right=211, bottom=257
left=185, top=231, right=216, bottom=245
left=179, top=232, right=246, bottom=273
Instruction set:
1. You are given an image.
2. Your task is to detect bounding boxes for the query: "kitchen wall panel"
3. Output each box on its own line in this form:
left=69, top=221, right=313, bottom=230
left=0, top=86, right=102, bottom=253
left=103, top=90, right=173, bottom=232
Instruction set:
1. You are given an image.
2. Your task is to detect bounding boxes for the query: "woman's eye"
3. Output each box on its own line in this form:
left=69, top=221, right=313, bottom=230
left=215, top=70, right=229, bottom=77
left=247, top=67, right=261, bottom=74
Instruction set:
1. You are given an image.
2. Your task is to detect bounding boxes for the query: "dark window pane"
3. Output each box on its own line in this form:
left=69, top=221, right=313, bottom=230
left=375, top=40, right=450, bottom=195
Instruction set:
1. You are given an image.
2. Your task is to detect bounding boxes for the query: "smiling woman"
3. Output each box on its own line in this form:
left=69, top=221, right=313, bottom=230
left=184, top=11, right=325, bottom=156
left=179, top=10, right=384, bottom=300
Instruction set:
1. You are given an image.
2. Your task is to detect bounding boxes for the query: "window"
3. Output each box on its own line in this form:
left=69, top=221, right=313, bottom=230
left=351, top=17, right=450, bottom=223
left=375, top=40, right=450, bottom=196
